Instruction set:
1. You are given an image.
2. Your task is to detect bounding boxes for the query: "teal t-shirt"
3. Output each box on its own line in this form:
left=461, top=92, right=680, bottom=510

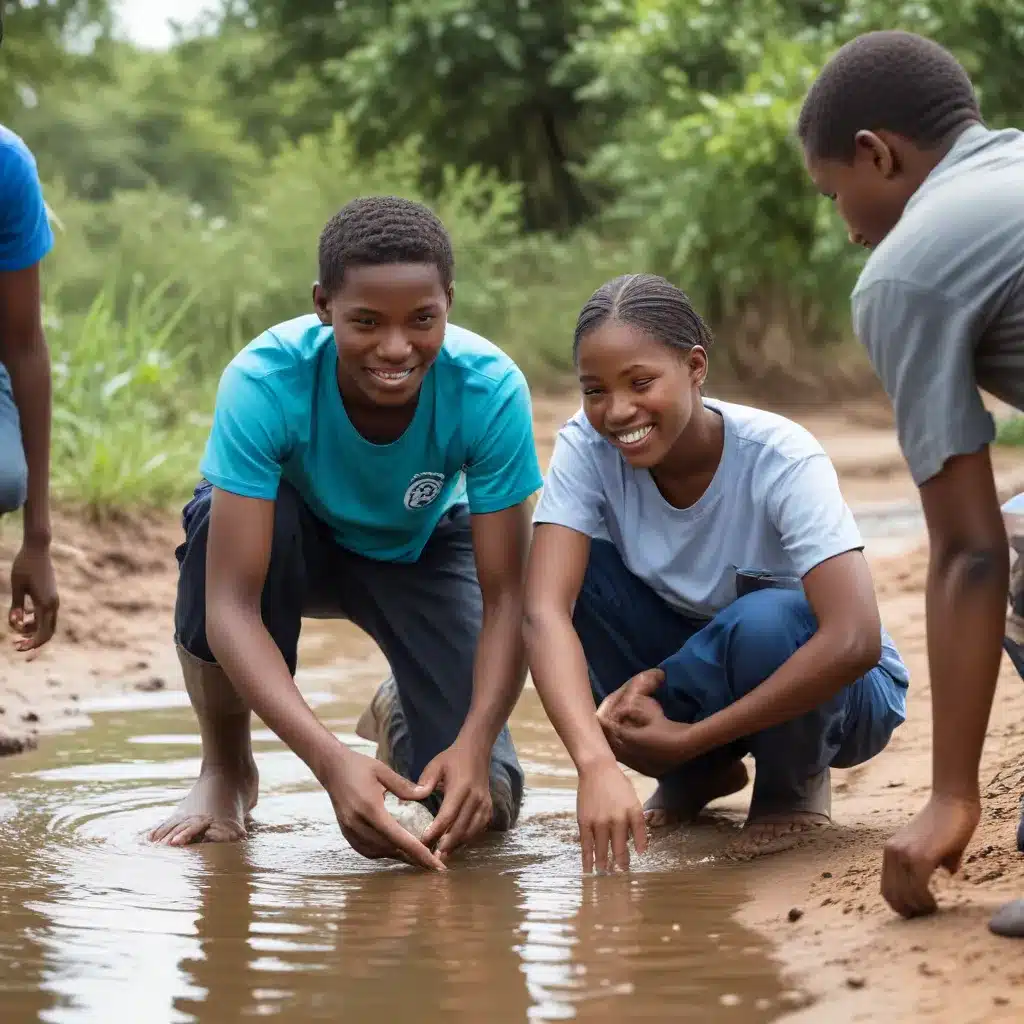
left=200, top=315, right=543, bottom=562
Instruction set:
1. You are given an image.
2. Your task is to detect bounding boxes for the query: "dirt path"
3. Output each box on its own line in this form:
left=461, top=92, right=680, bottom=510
left=3, top=394, right=1024, bottom=1020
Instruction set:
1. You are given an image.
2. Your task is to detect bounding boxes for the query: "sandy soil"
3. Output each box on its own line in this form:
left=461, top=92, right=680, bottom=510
left=3, top=394, right=1024, bottom=1020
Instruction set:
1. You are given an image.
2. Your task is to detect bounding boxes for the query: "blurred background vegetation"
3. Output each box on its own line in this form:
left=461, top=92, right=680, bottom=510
left=4, top=0, right=1024, bottom=509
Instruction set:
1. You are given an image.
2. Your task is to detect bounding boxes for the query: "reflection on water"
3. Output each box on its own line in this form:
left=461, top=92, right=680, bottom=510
left=0, top=689, right=794, bottom=1023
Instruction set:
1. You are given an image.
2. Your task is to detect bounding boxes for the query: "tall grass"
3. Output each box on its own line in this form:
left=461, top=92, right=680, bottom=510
left=48, top=280, right=213, bottom=514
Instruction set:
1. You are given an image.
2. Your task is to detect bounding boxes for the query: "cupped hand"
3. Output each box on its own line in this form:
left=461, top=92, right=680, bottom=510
left=325, top=749, right=447, bottom=871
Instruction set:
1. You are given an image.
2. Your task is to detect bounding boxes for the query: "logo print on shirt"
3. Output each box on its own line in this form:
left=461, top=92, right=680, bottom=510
left=404, top=472, right=446, bottom=511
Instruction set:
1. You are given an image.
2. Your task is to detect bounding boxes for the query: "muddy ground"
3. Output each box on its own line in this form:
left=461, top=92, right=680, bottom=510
left=2, top=394, right=1024, bottom=1022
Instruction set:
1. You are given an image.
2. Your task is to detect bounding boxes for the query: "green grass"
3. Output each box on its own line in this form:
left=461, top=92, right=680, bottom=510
left=996, top=415, right=1024, bottom=447
left=48, top=280, right=214, bottom=515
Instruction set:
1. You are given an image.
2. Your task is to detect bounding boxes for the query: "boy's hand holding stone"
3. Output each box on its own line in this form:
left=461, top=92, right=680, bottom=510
left=325, top=747, right=446, bottom=871
left=418, top=737, right=493, bottom=858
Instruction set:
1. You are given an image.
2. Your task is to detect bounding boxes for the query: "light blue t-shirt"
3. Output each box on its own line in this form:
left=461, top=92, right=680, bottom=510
left=201, top=315, right=543, bottom=563
left=0, top=124, right=54, bottom=272
left=533, top=399, right=908, bottom=685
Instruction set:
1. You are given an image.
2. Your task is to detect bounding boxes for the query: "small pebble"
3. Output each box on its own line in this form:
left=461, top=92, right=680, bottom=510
left=846, top=976, right=866, bottom=990
left=755, top=998, right=772, bottom=1010
left=821, top=871, right=832, bottom=879
left=21, top=711, right=39, bottom=723
left=671, top=924, right=680, bottom=931
left=719, top=994, right=741, bottom=1007
left=134, top=677, right=166, bottom=693
left=994, top=995, right=1010, bottom=1006
left=787, top=907, right=804, bottom=923
left=989, top=899, right=1024, bottom=939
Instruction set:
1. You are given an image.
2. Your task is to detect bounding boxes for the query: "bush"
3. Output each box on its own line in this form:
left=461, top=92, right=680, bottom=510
left=47, top=280, right=213, bottom=513
left=41, top=120, right=599, bottom=389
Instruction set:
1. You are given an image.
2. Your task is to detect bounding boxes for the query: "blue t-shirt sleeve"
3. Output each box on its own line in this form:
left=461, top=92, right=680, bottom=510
left=463, top=367, right=543, bottom=514
left=768, top=454, right=864, bottom=577
left=199, top=362, right=288, bottom=500
left=532, top=418, right=605, bottom=537
left=0, top=136, right=55, bottom=272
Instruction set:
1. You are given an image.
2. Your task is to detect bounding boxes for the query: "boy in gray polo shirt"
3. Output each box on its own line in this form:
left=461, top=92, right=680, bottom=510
left=799, top=29, right=1024, bottom=937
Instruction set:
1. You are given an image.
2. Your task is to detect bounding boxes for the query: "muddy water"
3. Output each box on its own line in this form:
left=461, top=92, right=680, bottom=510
left=0, top=682, right=799, bottom=1024
left=0, top=494, right=927, bottom=1023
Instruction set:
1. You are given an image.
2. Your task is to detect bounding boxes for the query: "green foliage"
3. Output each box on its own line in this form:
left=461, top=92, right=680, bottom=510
left=7, top=0, right=1024, bottom=507
left=47, top=280, right=213, bottom=512
left=0, top=1, right=111, bottom=121
left=996, top=416, right=1024, bottom=447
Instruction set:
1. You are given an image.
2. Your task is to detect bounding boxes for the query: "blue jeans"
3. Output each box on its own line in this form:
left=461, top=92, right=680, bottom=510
left=0, top=363, right=28, bottom=515
left=573, top=541, right=909, bottom=814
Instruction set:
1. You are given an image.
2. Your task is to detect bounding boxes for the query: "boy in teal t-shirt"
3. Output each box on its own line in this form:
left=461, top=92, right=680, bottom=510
left=150, top=196, right=543, bottom=870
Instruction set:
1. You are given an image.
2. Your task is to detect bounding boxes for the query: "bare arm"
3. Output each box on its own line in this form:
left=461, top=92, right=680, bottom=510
left=919, top=449, right=1007, bottom=802
left=458, top=500, right=533, bottom=749
left=206, top=486, right=443, bottom=870
left=0, top=261, right=51, bottom=546
left=205, top=488, right=344, bottom=778
left=880, top=449, right=1008, bottom=917
left=523, top=522, right=647, bottom=870
left=679, top=550, right=882, bottom=759
left=522, top=523, right=613, bottom=770
left=0, top=262, right=58, bottom=650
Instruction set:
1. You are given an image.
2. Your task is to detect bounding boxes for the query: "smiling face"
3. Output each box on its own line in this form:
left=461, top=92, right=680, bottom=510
left=804, top=130, right=924, bottom=249
left=314, top=262, right=452, bottom=408
left=576, top=320, right=707, bottom=469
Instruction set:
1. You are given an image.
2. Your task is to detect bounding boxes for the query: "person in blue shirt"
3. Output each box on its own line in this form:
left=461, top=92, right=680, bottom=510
left=149, top=196, right=543, bottom=870
left=0, top=122, right=59, bottom=652
left=524, top=273, right=909, bottom=872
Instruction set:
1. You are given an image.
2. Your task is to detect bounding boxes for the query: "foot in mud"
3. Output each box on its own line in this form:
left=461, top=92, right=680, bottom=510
left=644, top=759, right=749, bottom=828
left=148, top=763, right=259, bottom=846
left=722, top=765, right=832, bottom=860
left=722, top=811, right=832, bottom=861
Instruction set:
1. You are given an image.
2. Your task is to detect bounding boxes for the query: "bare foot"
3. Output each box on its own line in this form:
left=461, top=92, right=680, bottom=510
left=644, top=759, right=749, bottom=828
left=148, top=763, right=259, bottom=846
left=722, top=811, right=832, bottom=861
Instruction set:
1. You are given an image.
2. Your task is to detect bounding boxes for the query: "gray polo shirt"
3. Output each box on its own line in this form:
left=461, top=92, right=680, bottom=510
left=852, top=124, right=1024, bottom=485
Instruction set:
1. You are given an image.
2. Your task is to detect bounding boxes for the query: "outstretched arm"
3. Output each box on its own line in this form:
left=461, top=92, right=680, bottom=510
left=0, top=130, right=57, bottom=651
left=523, top=523, right=648, bottom=871
left=882, top=449, right=1007, bottom=917
left=207, top=487, right=443, bottom=871
left=419, top=500, right=533, bottom=855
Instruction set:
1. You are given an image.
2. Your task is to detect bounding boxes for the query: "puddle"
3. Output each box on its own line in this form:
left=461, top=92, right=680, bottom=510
left=0, top=689, right=794, bottom=1023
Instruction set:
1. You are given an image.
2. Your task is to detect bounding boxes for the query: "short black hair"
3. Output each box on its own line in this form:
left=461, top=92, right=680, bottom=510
left=573, top=274, right=713, bottom=363
left=317, top=195, right=454, bottom=295
left=798, top=30, right=981, bottom=162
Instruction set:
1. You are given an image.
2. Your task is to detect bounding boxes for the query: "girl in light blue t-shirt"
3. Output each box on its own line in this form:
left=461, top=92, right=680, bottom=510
left=524, top=272, right=909, bottom=872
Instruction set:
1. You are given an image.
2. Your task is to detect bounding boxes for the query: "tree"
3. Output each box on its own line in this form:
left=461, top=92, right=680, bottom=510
left=0, top=0, right=112, bottom=121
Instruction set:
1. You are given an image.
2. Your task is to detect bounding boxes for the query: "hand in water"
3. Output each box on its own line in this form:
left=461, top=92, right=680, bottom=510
left=325, top=749, right=447, bottom=871
left=577, top=760, right=648, bottom=872
left=9, top=541, right=59, bottom=652
left=418, top=738, right=493, bottom=857
left=881, top=793, right=981, bottom=917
